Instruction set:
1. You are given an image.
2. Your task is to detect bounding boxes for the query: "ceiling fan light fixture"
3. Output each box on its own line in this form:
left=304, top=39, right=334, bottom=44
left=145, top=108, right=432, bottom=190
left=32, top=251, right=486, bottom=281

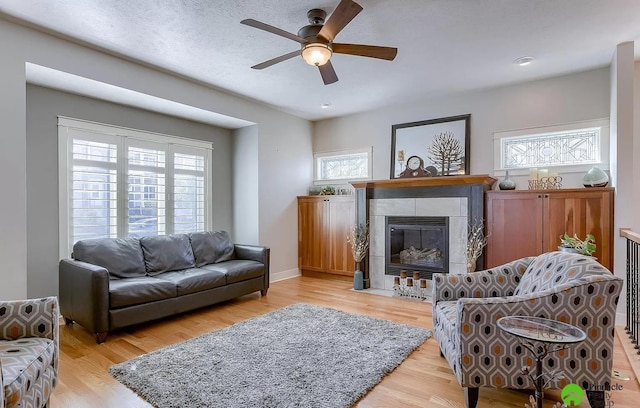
left=301, top=43, right=333, bottom=66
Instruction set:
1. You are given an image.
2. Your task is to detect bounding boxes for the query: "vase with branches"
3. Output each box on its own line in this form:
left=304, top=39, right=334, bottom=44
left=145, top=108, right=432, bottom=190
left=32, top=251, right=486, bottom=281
left=466, top=220, right=487, bottom=272
left=347, top=223, right=369, bottom=290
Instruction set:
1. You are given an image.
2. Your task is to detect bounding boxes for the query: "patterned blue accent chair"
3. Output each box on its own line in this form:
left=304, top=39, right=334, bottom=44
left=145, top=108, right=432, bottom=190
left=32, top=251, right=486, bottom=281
left=432, top=252, right=622, bottom=408
left=0, top=297, right=59, bottom=408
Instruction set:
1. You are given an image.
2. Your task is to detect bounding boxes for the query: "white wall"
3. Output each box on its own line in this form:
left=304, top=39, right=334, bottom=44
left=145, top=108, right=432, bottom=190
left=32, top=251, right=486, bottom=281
left=314, top=68, right=611, bottom=189
left=0, top=18, right=312, bottom=299
left=610, top=43, right=635, bottom=322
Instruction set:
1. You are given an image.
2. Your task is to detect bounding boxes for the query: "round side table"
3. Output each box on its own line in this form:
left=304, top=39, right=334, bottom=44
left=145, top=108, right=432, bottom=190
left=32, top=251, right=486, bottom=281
left=497, top=316, right=586, bottom=408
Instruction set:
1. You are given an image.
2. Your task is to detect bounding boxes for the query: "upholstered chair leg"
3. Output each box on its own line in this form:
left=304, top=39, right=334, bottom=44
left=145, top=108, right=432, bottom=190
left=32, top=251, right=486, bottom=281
left=586, top=390, right=605, bottom=408
left=63, top=316, right=74, bottom=325
left=96, top=331, right=108, bottom=344
left=464, top=387, right=479, bottom=408
left=261, top=288, right=268, bottom=296
left=440, top=349, right=444, bottom=358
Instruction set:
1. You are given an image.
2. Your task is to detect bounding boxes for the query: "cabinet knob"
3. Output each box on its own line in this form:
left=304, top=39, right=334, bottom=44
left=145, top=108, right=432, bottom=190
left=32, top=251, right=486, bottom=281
left=537, top=195, right=542, bottom=198
left=544, top=194, right=549, bottom=198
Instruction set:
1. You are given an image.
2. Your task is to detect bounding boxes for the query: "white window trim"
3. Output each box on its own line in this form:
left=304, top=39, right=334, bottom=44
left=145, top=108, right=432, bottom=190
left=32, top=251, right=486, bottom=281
left=492, top=118, right=610, bottom=177
left=58, top=117, right=213, bottom=259
left=313, top=146, right=373, bottom=184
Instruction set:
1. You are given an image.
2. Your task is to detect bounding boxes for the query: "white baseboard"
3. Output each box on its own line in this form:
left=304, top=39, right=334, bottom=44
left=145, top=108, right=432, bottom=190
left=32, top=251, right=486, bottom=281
left=270, top=268, right=301, bottom=283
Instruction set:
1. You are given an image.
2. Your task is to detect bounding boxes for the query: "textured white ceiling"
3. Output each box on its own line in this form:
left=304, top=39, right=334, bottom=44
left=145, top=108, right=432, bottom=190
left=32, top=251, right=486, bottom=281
left=2, top=0, right=640, bottom=121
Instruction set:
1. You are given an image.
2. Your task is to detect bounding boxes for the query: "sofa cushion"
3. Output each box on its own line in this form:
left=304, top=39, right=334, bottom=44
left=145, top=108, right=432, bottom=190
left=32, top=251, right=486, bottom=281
left=154, top=268, right=227, bottom=296
left=109, top=277, right=177, bottom=308
left=200, top=260, right=264, bottom=284
left=140, top=234, right=196, bottom=275
left=189, top=231, right=236, bottom=267
left=73, top=237, right=146, bottom=278
left=0, top=337, right=55, bottom=407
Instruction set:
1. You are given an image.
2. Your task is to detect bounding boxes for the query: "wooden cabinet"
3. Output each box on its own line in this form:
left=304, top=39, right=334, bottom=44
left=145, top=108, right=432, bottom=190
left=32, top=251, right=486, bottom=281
left=485, top=187, right=614, bottom=270
left=298, top=196, right=355, bottom=278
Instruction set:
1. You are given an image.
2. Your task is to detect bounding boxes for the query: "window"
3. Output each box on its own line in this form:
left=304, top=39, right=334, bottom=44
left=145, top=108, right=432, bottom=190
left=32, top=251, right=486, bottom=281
left=314, top=147, right=372, bottom=182
left=58, top=117, right=212, bottom=257
left=493, top=119, right=609, bottom=173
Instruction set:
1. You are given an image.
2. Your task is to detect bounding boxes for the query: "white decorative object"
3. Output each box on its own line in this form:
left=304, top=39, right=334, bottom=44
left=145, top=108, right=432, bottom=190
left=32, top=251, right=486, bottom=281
left=582, top=166, right=609, bottom=187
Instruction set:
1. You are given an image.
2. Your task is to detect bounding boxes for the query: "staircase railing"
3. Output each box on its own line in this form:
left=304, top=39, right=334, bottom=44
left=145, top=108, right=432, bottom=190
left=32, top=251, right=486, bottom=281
left=621, top=228, right=640, bottom=353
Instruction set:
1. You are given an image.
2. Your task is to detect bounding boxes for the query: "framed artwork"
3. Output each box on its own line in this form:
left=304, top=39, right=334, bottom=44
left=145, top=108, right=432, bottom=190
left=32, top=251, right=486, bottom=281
left=390, top=114, right=470, bottom=178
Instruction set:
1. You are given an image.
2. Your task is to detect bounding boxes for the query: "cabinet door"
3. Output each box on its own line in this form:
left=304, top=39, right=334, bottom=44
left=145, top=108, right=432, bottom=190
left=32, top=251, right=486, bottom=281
left=486, top=192, right=544, bottom=268
left=298, top=197, right=327, bottom=272
left=326, top=197, right=356, bottom=276
left=543, top=189, right=613, bottom=270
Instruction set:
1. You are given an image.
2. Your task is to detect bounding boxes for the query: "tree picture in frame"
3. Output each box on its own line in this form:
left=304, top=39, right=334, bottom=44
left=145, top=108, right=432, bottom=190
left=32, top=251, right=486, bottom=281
left=391, top=114, right=470, bottom=178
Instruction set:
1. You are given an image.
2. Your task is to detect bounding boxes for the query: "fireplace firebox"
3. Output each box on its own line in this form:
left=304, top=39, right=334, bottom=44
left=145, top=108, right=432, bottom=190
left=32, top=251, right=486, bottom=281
left=385, top=216, right=449, bottom=279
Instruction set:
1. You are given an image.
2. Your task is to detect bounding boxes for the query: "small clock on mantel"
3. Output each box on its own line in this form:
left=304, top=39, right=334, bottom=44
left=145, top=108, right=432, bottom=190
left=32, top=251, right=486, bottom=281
left=399, top=155, right=433, bottom=178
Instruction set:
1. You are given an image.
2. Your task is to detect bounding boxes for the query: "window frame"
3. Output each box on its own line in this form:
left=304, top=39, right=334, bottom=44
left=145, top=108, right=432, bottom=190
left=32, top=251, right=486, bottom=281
left=492, top=118, right=610, bottom=177
left=313, top=147, right=373, bottom=184
left=58, top=116, right=213, bottom=259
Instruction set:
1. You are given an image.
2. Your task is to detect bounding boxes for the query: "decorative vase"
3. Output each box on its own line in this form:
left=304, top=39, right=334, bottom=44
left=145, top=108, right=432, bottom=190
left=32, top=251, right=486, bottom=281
left=467, top=261, right=477, bottom=273
left=583, top=166, right=609, bottom=187
left=353, top=270, right=364, bottom=290
left=499, top=170, right=516, bottom=190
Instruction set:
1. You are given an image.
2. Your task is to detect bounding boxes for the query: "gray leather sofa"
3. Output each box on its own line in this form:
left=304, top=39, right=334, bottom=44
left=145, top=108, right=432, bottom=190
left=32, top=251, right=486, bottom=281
left=59, top=231, right=269, bottom=343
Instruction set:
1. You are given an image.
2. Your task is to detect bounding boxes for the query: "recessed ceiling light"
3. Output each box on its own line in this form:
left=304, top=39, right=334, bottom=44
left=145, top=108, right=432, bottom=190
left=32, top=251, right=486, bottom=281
left=514, top=56, right=535, bottom=66
left=320, top=103, right=332, bottom=109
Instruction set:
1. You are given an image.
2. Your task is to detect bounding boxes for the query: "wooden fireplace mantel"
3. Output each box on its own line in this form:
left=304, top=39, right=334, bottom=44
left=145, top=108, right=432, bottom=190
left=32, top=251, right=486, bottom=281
left=350, top=174, right=497, bottom=189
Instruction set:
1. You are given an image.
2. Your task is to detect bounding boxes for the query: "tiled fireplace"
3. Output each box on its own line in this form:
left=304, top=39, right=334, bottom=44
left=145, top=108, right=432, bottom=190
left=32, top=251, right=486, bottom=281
left=351, top=175, right=496, bottom=290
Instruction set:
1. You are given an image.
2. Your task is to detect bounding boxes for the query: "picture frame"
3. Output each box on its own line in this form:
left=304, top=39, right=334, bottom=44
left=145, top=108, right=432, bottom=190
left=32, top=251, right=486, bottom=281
left=390, top=114, right=470, bottom=178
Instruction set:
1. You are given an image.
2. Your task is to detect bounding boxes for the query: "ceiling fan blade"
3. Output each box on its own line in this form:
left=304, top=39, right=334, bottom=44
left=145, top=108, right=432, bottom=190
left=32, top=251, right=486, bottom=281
left=251, top=50, right=300, bottom=70
left=318, top=60, right=339, bottom=85
left=318, top=0, right=363, bottom=42
left=241, top=19, right=307, bottom=44
left=332, top=43, right=398, bottom=61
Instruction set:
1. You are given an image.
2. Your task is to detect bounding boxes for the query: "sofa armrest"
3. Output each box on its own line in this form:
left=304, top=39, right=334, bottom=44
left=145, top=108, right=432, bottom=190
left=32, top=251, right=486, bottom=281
left=433, top=257, right=534, bottom=303
left=59, top=259, right=110, bottom=335
left=234, top=244, right=270, bottom=290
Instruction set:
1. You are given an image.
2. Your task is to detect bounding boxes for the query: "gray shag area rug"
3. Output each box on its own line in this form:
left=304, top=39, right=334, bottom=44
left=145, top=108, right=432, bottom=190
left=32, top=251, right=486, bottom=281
left=109, top=303, right=432, bottom=408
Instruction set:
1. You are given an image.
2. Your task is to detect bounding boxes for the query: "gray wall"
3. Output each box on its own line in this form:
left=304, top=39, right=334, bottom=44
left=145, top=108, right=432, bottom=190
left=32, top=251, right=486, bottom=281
left=26, top=84, right=234, bottom=297
left=1, top=18, right=313, bottom=299
left=314, top=67, right=611, bottom=189
left=232, top=125, right=259, bottom=244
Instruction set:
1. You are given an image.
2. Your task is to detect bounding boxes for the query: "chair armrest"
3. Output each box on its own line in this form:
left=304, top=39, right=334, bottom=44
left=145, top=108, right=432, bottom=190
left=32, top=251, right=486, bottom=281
left=59, top=259, right=110, bottom=335
left=433, top=257, right=534, bottom=302
left=0, top=297, right=59, bottom=341
left=234, top=245, right=270, bottom=289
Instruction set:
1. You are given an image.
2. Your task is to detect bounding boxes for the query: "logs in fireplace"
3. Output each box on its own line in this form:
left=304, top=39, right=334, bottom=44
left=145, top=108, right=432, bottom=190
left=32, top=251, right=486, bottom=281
left=385, top=216, right=449, bottom=280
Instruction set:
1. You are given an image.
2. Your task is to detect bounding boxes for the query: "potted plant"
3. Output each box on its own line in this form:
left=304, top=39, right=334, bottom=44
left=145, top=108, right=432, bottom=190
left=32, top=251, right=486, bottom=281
left=466, top=220, right=487, bottom=272
left=558, top=233, right=596, bottom=256
left=347, top=223, right=369, bottom=290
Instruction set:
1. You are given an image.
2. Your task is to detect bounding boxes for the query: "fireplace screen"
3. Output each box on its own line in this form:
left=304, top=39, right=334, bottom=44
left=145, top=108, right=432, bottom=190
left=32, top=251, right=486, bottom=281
left=386, top=216, right=449, bottom=279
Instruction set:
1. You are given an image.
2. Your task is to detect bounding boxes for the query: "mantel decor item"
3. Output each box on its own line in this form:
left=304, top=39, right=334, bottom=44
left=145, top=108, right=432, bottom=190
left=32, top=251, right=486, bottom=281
left=582, top=166, right=609, bottom=187
left=390, top=114, right=470, bottom=178
left=347, top=223, right=369, bottom=290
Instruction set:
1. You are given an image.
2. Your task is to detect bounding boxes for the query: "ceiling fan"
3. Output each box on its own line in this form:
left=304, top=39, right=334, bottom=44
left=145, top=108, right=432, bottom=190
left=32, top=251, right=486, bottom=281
left=240, top=0, right=398, bottom=85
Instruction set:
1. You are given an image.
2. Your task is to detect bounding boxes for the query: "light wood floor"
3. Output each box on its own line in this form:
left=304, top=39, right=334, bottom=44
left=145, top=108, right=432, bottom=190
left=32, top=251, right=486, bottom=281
left=52, top=276, right=640, bottom=408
